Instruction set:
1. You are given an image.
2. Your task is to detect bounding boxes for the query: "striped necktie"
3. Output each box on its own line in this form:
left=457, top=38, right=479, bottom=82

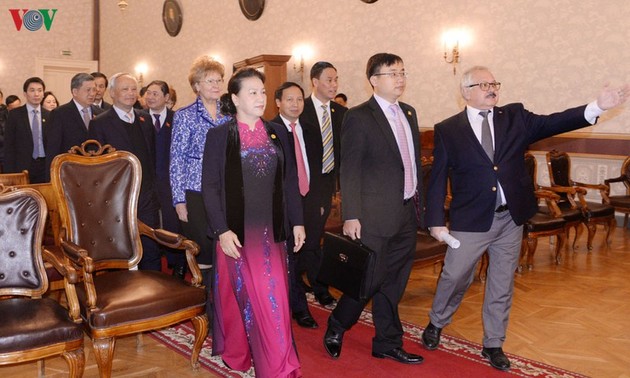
left=321, top=104, right=334, bottom=174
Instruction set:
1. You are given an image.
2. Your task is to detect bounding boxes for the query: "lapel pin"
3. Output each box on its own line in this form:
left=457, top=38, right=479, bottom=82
left=407, top=110, right=412, bottom=116
left=271, top=133, right=277, bottom=139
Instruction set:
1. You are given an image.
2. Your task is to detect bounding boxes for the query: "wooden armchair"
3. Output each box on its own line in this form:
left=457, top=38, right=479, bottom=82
left=546, top=150, right=616, bottom=250
left=520, top=153, right=567, bottom=270
left=604, top=156, right=630, bottom=228
left=0, top=185, right=84, bottom=377
left=49, top=140, right=208, bottom=378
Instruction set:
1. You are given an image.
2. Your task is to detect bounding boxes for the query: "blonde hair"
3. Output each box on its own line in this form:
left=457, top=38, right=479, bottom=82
left=188, top=56, right=225, bottom=94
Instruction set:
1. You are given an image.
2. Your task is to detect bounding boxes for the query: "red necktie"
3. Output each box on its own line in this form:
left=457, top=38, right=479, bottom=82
left=290, top=122, right=309, bottom=196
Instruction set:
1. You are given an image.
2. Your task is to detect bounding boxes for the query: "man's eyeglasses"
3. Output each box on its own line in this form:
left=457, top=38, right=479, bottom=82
left=373, top=72, right=408, bottom=79
left=467, top=82, right=501, bottom=91
left=201, top=78, right=224, bottom=86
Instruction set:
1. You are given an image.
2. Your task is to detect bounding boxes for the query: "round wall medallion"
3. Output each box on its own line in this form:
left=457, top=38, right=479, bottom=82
left=162, top=0, right=183, bottom=37
left=239, top=0, right=265, bottom=21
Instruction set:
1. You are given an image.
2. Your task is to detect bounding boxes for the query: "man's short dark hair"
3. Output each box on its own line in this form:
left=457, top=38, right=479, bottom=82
left=366, top=53, right=403, bottom=80
left=139, top=86, right=148, bottom=97
left=146, top=80, right=170, bottom=96
left=90, top=72, right=109, bottom=86
left=310, top=61, right=336, bottom=81
left=274, top=82, right=305, bottom=101
left=335, top=93, right=347, bottom=102
left=23, top=77, right=45, bottom=92
left=5, top=95, right=19, bottom=106
left=71, top=73, right=94, bottom=91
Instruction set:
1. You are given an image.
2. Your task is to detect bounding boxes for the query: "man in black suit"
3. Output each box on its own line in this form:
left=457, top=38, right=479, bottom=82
left=4, top=77, right=49, bottom=183
left=422, top=66, right=629, bottom=371
left=91, top=72, right=112, bottom=110
left=46, top=73, right=103, bottom=177
left=323, top=53, right=423, bottom=365
left=298, top=61, right=347, bottom=306
left=272, top=81, right=322, bottom=329
left=144, top=79, right=185, bottom=278
left=89, top=72, right=161, bottom=271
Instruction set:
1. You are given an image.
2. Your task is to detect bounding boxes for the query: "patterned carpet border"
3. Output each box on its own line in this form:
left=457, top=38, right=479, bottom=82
left=149, top=295, right=588, bottom=378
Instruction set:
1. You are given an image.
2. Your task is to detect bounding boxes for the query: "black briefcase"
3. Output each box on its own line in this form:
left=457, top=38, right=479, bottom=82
left=317, top=232, right=375, bottom=301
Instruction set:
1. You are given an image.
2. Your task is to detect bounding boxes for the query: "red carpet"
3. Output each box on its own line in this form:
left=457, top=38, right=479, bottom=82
left=149, top=296, right=587, bottom=377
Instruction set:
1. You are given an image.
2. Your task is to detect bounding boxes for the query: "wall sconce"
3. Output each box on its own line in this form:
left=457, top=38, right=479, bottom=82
left=118, top=0, right=129, bottom=11
left=134, top=62, right=148, bottom=87
left=292, top=45, right=313, bottom=83
left=442, top=29, right=465, bottom=75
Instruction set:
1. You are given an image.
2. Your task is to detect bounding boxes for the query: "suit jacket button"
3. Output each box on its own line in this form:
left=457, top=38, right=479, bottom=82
left=493, top=166, right=498, bottom=171
left=492, top=186, right=497, bottom=192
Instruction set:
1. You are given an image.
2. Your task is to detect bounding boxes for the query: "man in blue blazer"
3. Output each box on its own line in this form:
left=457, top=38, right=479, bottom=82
left=46, top=73, right=104, bottom=178
left=89, top=73, right=161, bottom=271
left=422, top=66, right=629, bottom=371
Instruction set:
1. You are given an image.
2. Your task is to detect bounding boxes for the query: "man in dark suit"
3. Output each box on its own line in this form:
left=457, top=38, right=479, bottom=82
left=272, top=81, right=322, bottom=329
left=89, top=72, right=161, bottom=271
left=144, top=79, right=185, bottom=278
left=422, top=66, right=629, bottom=371
left=46, top=73, right=103, bottom=177
left=299, top=61, right=347, bottom=306
left=323, top=53, right=423, bottom=365
left=4, top=77, right=50, bottom=183
left=91, top=72, right=112, bottom=110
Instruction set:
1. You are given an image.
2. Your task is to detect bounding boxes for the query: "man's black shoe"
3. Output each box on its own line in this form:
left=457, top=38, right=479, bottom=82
left=481, top=347, right=511, bottom=371
left=372, top=347, right=423, bottom=364
left=421, top=322, right=442, bottom=350
left=292, top=311, right=318, bottom=329
left=315, top=292, right=336, bottom=306
left=323, top=326, right=344, bottom=359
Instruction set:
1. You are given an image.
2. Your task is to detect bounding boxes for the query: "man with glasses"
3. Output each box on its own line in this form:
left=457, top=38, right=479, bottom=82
left=323, top=53, right=423, bottom=365
left=423, top=66, right=629, bottom=371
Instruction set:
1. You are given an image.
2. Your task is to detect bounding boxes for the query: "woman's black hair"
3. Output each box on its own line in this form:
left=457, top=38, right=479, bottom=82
left=220, top=67, right=266, bottom=115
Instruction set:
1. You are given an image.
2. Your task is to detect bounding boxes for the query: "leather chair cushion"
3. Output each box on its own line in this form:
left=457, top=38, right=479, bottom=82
left=0, top=298, right=83, bottom=353
left=526, top=213, right=566, bottom=233
left=584, top=202, right=615, bottom=218
left=76, top=270, right=206, bottom=329
left=609, top=195, right=630, bottom=208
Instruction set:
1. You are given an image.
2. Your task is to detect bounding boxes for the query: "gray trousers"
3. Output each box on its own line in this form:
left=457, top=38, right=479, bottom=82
left=428, top=210, right=522, bottom=347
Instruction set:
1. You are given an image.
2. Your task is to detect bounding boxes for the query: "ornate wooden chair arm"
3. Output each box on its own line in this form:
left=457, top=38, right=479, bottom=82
left=573, top=181, right=610, bottom=202
left=42, top=245, right=78, bottom=284
left=60, top=238, right=98, bottom=311
left=138, top=221, right=203, bottom=287
left=604, top=175, right=627, bottom=185
left=535, top=189, right=563, bottom=218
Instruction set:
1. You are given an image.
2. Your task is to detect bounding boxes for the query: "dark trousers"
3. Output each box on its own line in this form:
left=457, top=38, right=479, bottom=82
left=330, top=201, right=417, bottom=353
left=287, top=235, right=309, bottom=314
left=156, top=176, right=186, bottom=267
left=138, top=207, right=162, bottom=271
left=29, top=158, right=47, bottom=183
left=180, top=191, right=215, bottom=266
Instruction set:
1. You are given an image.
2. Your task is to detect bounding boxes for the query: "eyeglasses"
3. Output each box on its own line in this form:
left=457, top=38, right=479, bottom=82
left=201, top=78, right=224, bottom=86
left=373, top=72, right=408, bottom=79
left=467, top=82, right=501, bottom=91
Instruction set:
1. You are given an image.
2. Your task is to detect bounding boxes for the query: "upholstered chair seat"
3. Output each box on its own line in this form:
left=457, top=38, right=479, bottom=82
left=0, top=298, right=84, bottom=354
left=75, top=270, right=207, bottom=329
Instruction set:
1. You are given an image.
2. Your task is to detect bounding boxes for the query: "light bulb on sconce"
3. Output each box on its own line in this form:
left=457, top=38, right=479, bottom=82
left=292, top=45, right=313, bottom=83
left=134, top=62, right=148, bottom=87
left=442, top=29, right=468, bottom=75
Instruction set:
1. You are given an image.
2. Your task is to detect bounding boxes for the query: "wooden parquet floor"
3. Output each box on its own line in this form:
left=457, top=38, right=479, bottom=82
left=3, top=226, right=629, bottom=377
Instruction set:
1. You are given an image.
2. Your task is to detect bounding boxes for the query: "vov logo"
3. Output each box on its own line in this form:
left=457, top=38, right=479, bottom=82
left=9, top=9, right=58, bottom=31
